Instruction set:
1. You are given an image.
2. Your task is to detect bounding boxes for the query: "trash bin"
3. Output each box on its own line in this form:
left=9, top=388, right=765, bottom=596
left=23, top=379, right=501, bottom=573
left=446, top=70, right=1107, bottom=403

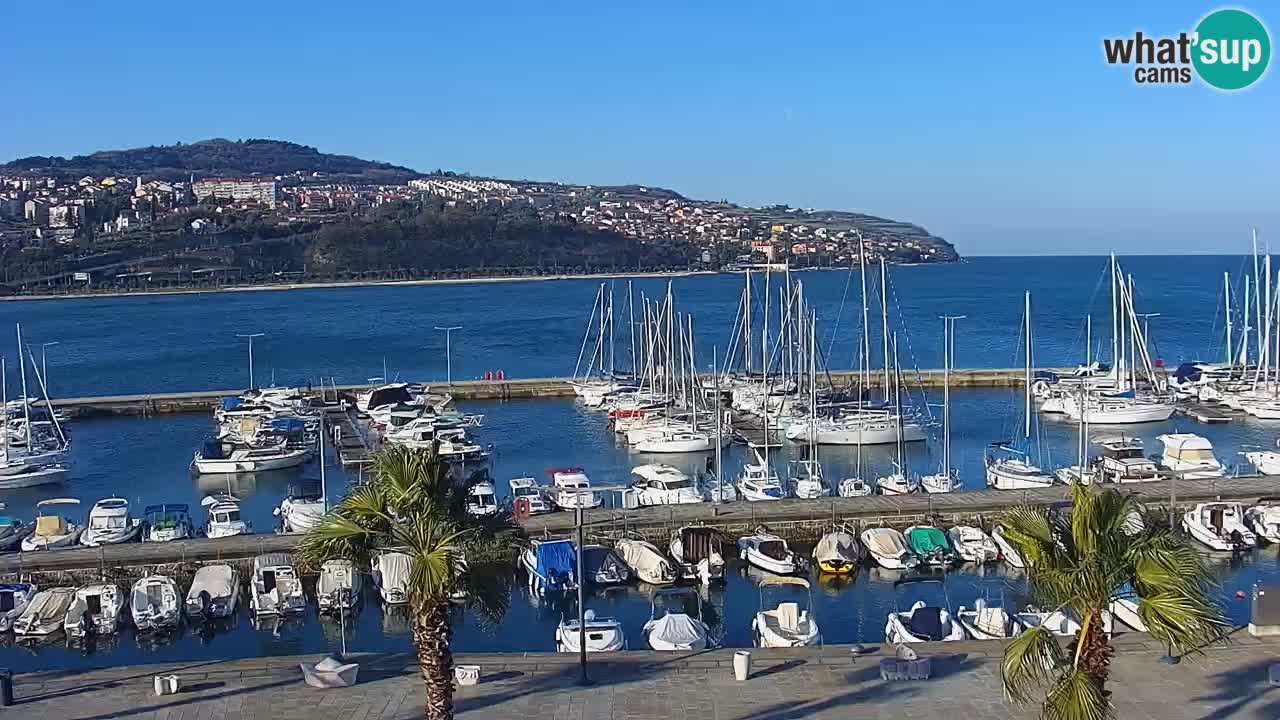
left=733, top=651, right=751, bottom=681
left=0, top=668, right=13, bottom=707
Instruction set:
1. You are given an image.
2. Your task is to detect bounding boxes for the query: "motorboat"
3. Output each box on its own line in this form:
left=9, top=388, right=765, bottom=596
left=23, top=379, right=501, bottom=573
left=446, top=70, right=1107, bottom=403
left=1094, top=436, right=1160, bottom=483
left=1246, top=498, right=1280, bottom=543
left=555, top=609, right=625, bottom=653
left=1246, top=448, right=1280, bottom=475
left=737, top=530, right=800, bottom=575
left=947, top=525, right=999, bottom=564
left=249, top=553, right=306, bottom=616
left=0, top=582, right=37, bottom=631
left=545, top=468, right=601, bottom=510
left=787, top=459, right=829, bottom=499
left=144, top=504, right=194, bottom=542
left=838, top=477, right=873, bottom=497
left=580, top=544, right=630, bottom=585
left=615, top=538, right=678, bottom=585
left=633, top=429, right=713, bottom=453
left=876, top=471, right=917, bottom=495
left=64, top=583, right=124, bottom=640
left=201, top=494, right=250, bottom=538
left=991, top=524, right=1026, bottom=568
left=466, top=480, right=499, bottom=515
left=920, top=470, right=960, bottom=494
left=434, top=430, right=491, bottom=462
left=860, top=527, right=919, bottom=570
left=752, top=576, right=820, bottom=648
left=955, top=596, right=1025, bottom=640
left=669, top=525, right=725, bottom=583
left=701, top=473, right=739, bottom=503
left=903, top=525, right=959, bottom=567
left=21, top=498, right=82, bottom=551
left=628, top=464, right=703, bottom=506
left=373, top=551, right=413, bottom=605
left=1156, top=434, right=1225, bottom=479
left=0, top=463, right=69, bottom=489
left=13, top=586, right=76, bottom=637
left=0, top=516, right=34, bottom=552
left=79, top=498, right=144, bottom=547
left=1110, top=586, right=1148, bottom=632
left=521, top=538, right=577, bottom=595
left=508, top=476, right=551, bottom=515
left=985, top=446, right=1056, bottom=490
left=736, top=454, right=784, bottom=502
left=317, top=559, right=362, bottom=614
left=185, top=564, right=242, bottom=620
left=884, top=578, right=966, bottom=643
left=131, top=575, right=181, bottom=632
left=1182, top=502, right=1256, bottom=551
left=276, top=482, right=326, bottom=533
left=812, top=526, right=863, bottom=574
left=644, top=587, right=711, bottom=651
left=191, top=438, right=308, bottom=474
left=1017, top=607, right=1083, bottom=637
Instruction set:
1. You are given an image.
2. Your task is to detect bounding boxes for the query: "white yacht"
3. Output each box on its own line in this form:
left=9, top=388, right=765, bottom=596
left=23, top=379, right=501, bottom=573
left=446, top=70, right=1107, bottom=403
left=737, top=530, right=799, bottom=575
left=202, top=495, right=250, bottom=538
left=985, top=446, right=1056, bottom=490
left=736, top=453, right=784, bottom=502
left=784, top=412, right=927, bottom=446
left=545, top=468, right=601, bottom=510
left=628, top=464, right=703, bottom=506
left=1094, top=436, right=1160, bottom=483
left=185, top=564, right=242, bottom=620
left=64, top=583, right=124, bottom=640
left=1182, top=502, right=1256, bottom=551
left=130, top=575, right=181, bottom=632
left=276, top=484, right=326, bottom=533
left=633, top=429, right=713, bottom=454
left=752, top=576, right=820, bottom=648
left=787, top=459, right=829, bottom=499
left=1064, top=394, right=1174, bottom=424
left=1156, top=434, right=1225, bottom=479
left=79, top=498, right=144, bottom=547
left=508, top=476, right=551, bottom=514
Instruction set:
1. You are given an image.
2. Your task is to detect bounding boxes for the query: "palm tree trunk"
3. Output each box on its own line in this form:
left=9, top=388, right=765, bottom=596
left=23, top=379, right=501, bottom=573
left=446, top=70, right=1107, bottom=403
left=412, top=601, right=454, bottom=720
left=1075, top=613, right=1115, bottom=692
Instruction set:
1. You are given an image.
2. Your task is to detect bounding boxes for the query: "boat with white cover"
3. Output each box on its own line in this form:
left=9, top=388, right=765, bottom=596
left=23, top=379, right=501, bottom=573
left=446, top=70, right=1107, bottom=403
left=21, top=498, right=81, bottom=551
left=131, top=575, right=180, bottom=632
left=991, top=524, right=1026, bottom=568
left=0, top=582, right=37, bottom=632
left=374, top=551, right=413, bottom=604
left=860, top=527, right=918, bottom=569
left=628, top=464, right=702, bottom=505
left=317, top=559, right=361, bottom=613
left=737, top=530, right=800, bottom=575
left=948, top=525, right=999, bottom=564
left=956, top=596, right=1026, bottom=640
left=838, top=477, right=873, bottom=497
left=669, top=526, right=724, bottom=583
left=13, top=586, right=76, bottom=637
left=556, top=610, right=625, bottom=653
left=1246, top=498, right=1280, bottom=543
left=185, top=564, right=241, bottom=620
left=1182, top=502, right=1256, bottom=551
left=644, top=587, right=711, bottom=651
left=752, top=576, right=820, bottom=648
left=249, top=553, right=306, bottom=616
left=615, top=538, right=677, bottom=585
left=64, top=583, right=124, bottom=640
left=79, top=498, right=144, bottom=547
left=813, top=526, right=863, bottom=574
left=276, top=483, right=326, bottom=533
left=1156, top=433, right=1225, bottom=479
left=885, top=578, right=966, bottom=643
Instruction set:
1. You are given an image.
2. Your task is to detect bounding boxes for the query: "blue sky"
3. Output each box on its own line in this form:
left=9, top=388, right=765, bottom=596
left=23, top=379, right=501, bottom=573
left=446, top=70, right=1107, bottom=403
left=2, top=2, right=1276, bottom=255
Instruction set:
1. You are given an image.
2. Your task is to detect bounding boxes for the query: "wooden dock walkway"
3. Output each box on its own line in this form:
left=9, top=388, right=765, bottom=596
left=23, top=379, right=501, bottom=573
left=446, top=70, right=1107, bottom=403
left=331, top=409, right=375, bottom=468
left=0, top=532, right=299, bottom=574
left=1175, top=400, right=1237, bottom=424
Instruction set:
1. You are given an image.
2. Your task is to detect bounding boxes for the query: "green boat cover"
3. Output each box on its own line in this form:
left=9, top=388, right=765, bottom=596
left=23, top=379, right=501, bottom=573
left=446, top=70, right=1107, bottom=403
left=906, top=527, right=951, bottom=555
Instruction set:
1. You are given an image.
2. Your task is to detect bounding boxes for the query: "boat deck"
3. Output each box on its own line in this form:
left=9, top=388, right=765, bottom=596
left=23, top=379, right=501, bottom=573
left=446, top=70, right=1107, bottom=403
left=1175, top=400, right=1236, bottom=424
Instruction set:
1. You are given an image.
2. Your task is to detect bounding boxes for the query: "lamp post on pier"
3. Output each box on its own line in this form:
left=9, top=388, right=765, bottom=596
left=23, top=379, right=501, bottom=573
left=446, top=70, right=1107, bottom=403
left=434, top=326, right=462, bottom=385
left=236, top=333, right=265, bottom=389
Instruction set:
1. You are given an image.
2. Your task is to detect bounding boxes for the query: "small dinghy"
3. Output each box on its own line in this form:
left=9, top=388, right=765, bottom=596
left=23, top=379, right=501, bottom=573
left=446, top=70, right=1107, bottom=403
left=373, top=551, right=413, bottom=605
left=1016, top=607, right=1083, bottom=637
left=144, top=504, right=194, bottom=542
left=185, top=564, right=242, bottom=621
left=904, top=525, right=960, bottom=567
left=990, top=524, right=1026, bottom=568
left=521, top=538, right=577, bottom=595
left=13, top=586, right=75, bottom=637
left=812, top=526, right=864, bottom=574
left=556, top=609, right=625, bottom=653
left=885, top=578, right=967, bottom=643
left=752, top=576, right=820, bottom=648
left=0, top=516, right=34, bottom=553
left=737, top=529, right=800, bottom=575
left=615, top=538, right=678, bottom=585
left=581, top=544, right=631, bottom=586
left=79, top=498, right=144, bottom=547
left=1246, top=498, right=1280, bottom=544
left=21, top=498, right=82, bottom=551
left=317, top=559, right=362, bottom=614
left=0, top=582, right=37, bottom=632
left=644, top=587, right=711, bottom=651
left=64, top=583, right=125, bottom=640
left=669, top=526, right=725, bottom=584
left=250, top=553, right=306, bottom=616
left=947, top=525, right=999, bottom=564
left=131, top=575, right=181, bottom=632
left=859, top=527, right=919, bottom=569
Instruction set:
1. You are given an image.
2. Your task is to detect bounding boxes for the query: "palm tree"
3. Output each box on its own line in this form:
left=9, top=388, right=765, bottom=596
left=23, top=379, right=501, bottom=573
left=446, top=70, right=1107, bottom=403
left=298, top=445, right=524, bottom=720
left=998, top=484, right=1229, bottom=720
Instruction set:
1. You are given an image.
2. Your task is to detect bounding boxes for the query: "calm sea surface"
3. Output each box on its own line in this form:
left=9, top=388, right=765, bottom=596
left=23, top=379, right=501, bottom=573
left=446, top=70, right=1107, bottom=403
left=1, top=256, right=1278, bottom=671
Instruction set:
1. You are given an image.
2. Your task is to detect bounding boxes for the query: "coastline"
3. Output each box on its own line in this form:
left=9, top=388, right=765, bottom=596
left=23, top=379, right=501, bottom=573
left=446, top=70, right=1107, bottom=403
left=0, top=268, right=725, bottom=303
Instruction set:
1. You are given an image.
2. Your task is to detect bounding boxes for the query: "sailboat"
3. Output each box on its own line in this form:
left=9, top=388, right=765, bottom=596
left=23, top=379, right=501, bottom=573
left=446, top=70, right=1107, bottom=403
left=877, top=334, right=918, bottom=495
left=0, top=337, right=70, bottom=489
left=921, top=315, right=962, bottom=494
left=986, top=292, right=1055, bottom=490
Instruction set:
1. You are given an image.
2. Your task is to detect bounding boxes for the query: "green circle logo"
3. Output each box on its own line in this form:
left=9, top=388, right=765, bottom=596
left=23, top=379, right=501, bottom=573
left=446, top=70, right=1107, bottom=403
left=1193, top=9, right=1271, bottom=90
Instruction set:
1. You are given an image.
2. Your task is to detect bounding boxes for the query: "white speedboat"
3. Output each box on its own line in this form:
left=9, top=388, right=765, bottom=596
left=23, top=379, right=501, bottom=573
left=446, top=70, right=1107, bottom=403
left=185, top=564, right=242, bottom=620
left=276, top=484, right=326, bottom=533
left=131, top=575, right=181, bottom=632
left=737, top=456, right=784, bottom=501
left=191, top=439, right=308, bottom=474
left=521, top=538, right=577, bottom=595
left=628, top=464, right=703, bottom=506
left=545, top=467, right=601, bottom=510
left=466, top=480, right=499, bottom=515
left=317, top=559, right=362, bottom=614
left=79, top=498, right=144, bottom=547
left=202, top=494, right=250, bottom=538
left=920, top=471, right=960, bottom=494
left=991, top=524, right=1026, bottom=568
left=669, top=526, right=724, bottom=583
left=1182, top=502, right=1256, bottom=551
left=876, top=472, right=917, bottom=495
left=1157, top=434, right=1225, bottom=479
left=787, top=459, right=829, bottom=499
left=144, top=504, right=194, bottom=542
left=644, top=587, right=711, bottom=651
left=956, top=597, right=1026, bottom=640
left=752, top=576, right=820, bottom=648
left=1246, top=449, right=1280, bottom=475
left=508, top=476, right=551, bottom=514
left=249, top=553, right=306, bottom=616
left=885, top=579, right=966, bottom=643
left=859, top=527, right=918, bottom=570
left=948, top=525, right=999, bottom=563
left=813, top=526, right=862, bottom=574
left=615, top=538, right=678, bottom=585
left=13, top=587, right=76, bottom=637
left=634, top=430, right=713, bottom=453
left=64, top=583, right=124, bottom=640
left=1246, top=498, right=1280, bottom=543
left=0, top=582, right=37, bottom=632
left=556, top=610, right=625, bottom=653
left=838, top=477, right=873, bottom=497
left=373, top=551, right=413, bottom=605
left=737, top=530, right=799, bottom=575
left=21, top=498, right=81, bottom=551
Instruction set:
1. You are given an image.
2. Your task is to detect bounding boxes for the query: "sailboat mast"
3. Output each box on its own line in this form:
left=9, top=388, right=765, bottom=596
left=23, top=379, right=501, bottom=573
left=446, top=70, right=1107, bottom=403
left=1110, top=254, right=1120, bottom=390
left=16, top=324, right=31, bottom=449
left=762, top=265, right=771, bottom=470
left=1024, top=292, right=1032, bottom=441
left=1086, top=314, right=1092, bottom=368
left=893, top=333, right=904, bottom=473
left=320, top=417, right=328, bottom=510
left=858, top=232, right=871, bottom=393
left=943, top=317, right=951, bottom=476
left=744, top=270, right=752, bottom=375
left=1, top=357, right=7, bottom=458
left=628, top=281, right=637, bottom=376
left=880, top=259, right=890, bottom=399
left=1225, top=272, right=1233, bottom=365
left=1243, top=274, right=1251, bottom=366
left=607, top=283, right=616, bottom=378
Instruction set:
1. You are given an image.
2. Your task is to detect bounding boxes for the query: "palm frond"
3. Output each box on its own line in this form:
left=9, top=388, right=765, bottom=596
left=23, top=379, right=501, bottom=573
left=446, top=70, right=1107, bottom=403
left=1001, top=625, right=1065, bottom=703
left=1042, top=667, right=1110, bottom=720
left=1137, top=591, right=1230, bottom=653
left=1000, top=505, right=1058, bottom=568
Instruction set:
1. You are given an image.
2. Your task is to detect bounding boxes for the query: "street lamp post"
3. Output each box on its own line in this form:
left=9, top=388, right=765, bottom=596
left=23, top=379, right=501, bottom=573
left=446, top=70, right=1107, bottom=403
left=434, top=326, right=462, bottom=385
left=236, top=333, right=265, bottom=389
